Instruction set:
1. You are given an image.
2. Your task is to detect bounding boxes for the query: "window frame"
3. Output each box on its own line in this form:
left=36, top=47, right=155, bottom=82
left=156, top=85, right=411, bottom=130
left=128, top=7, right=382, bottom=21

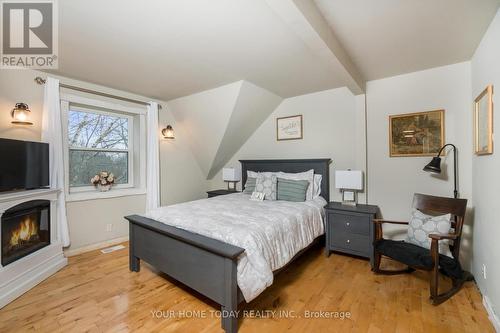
left=66, top=106, right=134, bottom=192
left=61, top=94, right=147, bottom=201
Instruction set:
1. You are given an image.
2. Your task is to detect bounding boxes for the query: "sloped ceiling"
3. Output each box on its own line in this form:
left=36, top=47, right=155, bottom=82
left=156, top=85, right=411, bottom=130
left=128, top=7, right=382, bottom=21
left=50, top=0, right=498, bottom=100
left=51, top=0, right=362, bottom=100
left=167, top=82, right=241, bottom=177
left=45, top=0, right=500, bottom=183
left=168, top=81, right=282, bottom=179
left=314, top=0, right=500, bottom=80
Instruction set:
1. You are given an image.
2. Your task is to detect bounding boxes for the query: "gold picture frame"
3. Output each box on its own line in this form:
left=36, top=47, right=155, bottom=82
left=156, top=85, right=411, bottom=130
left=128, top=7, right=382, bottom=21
left=474, top=85, right=494, bottom=155
left=389, top=110, right=445, bottom=157
left=276, top=115, right=303, bottom=141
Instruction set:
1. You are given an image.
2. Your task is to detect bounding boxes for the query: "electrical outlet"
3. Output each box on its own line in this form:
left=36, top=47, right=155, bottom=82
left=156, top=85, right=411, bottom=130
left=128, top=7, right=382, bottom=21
left=106, top=223, right=113, bottom=232
left=482, top=264, right=487, bottom=279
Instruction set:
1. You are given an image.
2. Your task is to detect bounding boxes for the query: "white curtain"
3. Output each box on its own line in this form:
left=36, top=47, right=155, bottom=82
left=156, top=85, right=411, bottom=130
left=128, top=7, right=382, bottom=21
left=146, top=102, right=160, bottom=212
left=41, top=77, right=70, bottom=247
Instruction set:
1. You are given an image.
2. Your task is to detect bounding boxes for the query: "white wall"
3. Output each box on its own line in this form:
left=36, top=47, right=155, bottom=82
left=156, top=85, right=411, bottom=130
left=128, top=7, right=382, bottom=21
left=209, top=87, right=367, bottom=203
left=159, top=107, right=208, bottom=205
left=365, top=62, right=473, bottom=266
left=0, top=69, right=206, bottom=251
left=471, top=9, right=500, bottom=328
left=168, top=82, right=241, bottom=177
left=167, top=81, right=283, bottom=180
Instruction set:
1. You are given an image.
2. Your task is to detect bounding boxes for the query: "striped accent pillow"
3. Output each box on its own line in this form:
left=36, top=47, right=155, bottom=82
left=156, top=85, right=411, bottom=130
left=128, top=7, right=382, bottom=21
left=243, top=177, right=257, bottom=194
left=277, top=178, right=309, bottom=202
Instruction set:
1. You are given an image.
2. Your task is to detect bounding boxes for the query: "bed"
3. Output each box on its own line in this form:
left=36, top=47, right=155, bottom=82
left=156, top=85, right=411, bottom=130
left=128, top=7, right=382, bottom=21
left=125, top=159, right=331, bottom=333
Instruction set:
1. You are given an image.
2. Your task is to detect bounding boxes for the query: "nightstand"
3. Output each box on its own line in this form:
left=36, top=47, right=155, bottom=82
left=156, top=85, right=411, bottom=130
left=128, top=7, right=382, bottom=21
left=324, top=202, right=378, bottom=267
left=206, top=189, right=239, bottom=198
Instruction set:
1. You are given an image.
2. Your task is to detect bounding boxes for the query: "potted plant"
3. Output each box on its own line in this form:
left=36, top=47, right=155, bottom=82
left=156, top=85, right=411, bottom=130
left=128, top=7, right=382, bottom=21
left=91, top=171, right=115, bottom=192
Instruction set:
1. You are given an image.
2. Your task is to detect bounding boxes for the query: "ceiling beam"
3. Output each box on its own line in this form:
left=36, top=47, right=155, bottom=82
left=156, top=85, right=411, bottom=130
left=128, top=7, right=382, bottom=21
left=265, top=0, right=365, bottom=95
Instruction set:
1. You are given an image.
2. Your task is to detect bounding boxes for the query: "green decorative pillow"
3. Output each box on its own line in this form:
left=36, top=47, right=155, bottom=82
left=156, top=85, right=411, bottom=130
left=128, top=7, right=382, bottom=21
left=277, top=178, right=309, bottom=202
left=243, top=177, right=257, bottom=194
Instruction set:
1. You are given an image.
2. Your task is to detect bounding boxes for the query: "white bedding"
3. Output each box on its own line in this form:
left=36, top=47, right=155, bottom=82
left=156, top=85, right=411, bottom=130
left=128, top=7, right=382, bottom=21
left=144, top=193, right=326, bottom=302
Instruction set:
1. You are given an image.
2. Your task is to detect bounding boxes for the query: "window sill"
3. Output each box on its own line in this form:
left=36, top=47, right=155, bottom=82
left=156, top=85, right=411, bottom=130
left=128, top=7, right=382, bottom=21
left=66, top=188, right=146, bottom=202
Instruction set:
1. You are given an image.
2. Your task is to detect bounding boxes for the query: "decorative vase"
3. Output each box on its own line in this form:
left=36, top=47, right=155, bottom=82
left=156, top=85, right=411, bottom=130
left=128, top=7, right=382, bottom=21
left=98, top=184, right=111, bottom=192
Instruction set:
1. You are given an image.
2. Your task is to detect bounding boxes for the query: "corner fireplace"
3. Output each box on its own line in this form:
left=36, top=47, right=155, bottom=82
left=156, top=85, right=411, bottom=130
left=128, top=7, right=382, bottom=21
left=1, top=200, right=50, bottom=266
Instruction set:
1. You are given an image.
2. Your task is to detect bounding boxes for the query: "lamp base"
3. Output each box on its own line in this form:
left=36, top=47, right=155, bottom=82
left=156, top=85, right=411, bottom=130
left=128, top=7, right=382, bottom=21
left=341, top=190, right=357, bottom=206
left=225, top=181, right=239, bottom=192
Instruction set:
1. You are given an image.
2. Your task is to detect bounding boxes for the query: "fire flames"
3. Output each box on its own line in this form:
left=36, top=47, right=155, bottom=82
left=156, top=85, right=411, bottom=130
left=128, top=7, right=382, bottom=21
left=9, top=216, right=39, bottom=247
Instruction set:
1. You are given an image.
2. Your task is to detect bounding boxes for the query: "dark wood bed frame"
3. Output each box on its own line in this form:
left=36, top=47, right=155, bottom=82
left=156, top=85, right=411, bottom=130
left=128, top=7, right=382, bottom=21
left=125, top=159, right=331, bottom=333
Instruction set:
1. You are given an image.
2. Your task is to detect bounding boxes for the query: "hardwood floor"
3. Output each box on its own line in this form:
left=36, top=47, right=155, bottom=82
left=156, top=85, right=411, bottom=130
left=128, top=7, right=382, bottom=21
left=0, top=242, right=493, bottom=333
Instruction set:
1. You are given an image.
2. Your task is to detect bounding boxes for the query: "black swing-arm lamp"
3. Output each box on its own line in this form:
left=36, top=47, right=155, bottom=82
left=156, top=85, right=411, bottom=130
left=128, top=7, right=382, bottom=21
left=423, top=143, right=458, bottom=198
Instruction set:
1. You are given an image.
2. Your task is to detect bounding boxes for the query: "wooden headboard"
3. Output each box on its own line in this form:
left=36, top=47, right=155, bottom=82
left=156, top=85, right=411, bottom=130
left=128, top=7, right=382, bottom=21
left=239, top=159, right=331, bottom=202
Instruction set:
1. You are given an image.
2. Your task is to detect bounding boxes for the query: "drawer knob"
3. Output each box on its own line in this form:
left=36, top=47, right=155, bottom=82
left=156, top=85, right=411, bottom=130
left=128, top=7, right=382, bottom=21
left=346, top=222, right=350, bottom=226
left=346, top=239, right=350, bottom=244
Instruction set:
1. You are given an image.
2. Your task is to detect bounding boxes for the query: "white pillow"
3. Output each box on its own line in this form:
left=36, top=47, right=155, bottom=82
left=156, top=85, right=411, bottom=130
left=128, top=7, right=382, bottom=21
left=277, top=169, right=314, bottom=201
left=313, top=174, right=322, bottom=199
left=406, top=209, right=453, bottom=257
left=247, top=170, right=275, bottom=178
left=247, top=170, right=259, bottom=178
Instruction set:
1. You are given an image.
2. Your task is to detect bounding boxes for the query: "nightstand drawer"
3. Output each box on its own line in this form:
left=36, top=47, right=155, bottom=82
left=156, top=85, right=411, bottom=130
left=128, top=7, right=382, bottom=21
left=330, top=232, right=370, bottom=254
left=328, top=212, right=370, bottom=236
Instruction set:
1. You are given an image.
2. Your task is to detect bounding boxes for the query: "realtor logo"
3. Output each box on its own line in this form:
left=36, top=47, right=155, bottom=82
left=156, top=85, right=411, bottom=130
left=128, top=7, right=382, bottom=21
left=1, top=0, right=58, bottom=68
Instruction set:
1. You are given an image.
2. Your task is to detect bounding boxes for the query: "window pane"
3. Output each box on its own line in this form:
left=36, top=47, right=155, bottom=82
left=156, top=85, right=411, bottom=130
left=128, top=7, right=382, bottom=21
left=69, top=150, right=128, bottom=187
left=68, top=109, right=129, bottom=150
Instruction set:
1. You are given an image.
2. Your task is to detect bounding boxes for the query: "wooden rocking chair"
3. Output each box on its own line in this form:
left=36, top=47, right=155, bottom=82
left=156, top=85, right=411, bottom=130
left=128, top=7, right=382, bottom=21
left=372, top=193, right=472, bottom=305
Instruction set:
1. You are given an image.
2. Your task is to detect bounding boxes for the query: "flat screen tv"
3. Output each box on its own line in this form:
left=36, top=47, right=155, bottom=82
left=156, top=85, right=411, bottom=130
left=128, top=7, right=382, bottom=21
left=0, top=138, right=49, bottom=192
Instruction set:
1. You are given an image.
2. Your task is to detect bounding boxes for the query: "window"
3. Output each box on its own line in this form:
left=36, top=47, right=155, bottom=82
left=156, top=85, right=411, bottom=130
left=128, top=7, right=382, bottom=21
left=68, top=107, right=132, bottom=188
left=61, top=94, right=146, bottom=200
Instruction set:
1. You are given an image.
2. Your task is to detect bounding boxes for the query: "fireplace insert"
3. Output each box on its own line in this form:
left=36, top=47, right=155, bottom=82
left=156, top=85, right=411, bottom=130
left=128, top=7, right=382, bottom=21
left=1, top=200, right=50, bottom=266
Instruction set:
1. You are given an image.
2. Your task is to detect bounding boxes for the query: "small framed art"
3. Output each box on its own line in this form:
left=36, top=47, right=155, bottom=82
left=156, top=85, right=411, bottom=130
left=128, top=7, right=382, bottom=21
left=277, top=115, right=303, bottom=141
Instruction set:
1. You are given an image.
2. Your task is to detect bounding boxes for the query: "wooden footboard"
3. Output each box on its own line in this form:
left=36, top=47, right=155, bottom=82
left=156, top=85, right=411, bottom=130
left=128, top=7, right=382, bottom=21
left=125, top=214, right=245, bottom=333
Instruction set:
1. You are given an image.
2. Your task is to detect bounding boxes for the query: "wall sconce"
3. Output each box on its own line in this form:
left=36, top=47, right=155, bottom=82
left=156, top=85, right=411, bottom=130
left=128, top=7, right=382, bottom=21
left=11, top=103, right=33, bottom=125
left=162, top=125, right=175, bottom=139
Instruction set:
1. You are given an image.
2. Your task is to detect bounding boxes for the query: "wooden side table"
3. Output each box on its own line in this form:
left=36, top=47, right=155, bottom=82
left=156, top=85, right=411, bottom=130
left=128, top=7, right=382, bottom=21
left=324, top=202, right=378, bottom=268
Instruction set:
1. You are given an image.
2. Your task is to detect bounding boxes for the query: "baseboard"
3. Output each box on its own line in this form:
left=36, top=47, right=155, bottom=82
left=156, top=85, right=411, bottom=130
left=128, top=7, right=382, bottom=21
left=64, top=236, right=129, bottom=257
left=0, top=253, right=67, bottom=309
left=484, top=295, right=500, bottom=332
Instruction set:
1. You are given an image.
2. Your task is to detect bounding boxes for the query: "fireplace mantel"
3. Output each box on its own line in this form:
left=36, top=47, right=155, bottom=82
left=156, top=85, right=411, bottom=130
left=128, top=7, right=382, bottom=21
left=0, top=188, right=60, bottom=206
left=0, top=188, right=67, bottom=308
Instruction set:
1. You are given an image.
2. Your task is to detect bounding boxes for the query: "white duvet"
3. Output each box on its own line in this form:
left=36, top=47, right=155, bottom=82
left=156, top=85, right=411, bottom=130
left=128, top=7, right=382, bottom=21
left=144, top=193, right=326, bottom=302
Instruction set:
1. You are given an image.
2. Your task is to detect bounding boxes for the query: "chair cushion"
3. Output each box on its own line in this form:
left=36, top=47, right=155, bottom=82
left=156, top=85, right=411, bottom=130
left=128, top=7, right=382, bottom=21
left=374, top=239, right=464, bottom=279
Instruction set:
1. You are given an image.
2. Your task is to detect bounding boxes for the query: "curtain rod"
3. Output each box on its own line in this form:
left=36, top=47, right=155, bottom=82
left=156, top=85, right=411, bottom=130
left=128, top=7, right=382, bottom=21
left=34, top=76, right=162, bottom=109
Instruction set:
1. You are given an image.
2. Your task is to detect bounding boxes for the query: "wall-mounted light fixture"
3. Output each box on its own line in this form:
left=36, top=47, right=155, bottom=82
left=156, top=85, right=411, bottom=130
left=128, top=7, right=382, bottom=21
left=162, top=125, right=175, bottom=139
left=11, top=103, right=33, bottom=125
left=423, top=143, right=458, bottom=198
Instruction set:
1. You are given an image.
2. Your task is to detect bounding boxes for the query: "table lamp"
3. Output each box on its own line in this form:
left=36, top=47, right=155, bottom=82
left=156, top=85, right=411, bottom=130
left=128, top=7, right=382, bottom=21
left=222, top=167, right=240, bottom=191
left=335, top=170, right=363, bottom=206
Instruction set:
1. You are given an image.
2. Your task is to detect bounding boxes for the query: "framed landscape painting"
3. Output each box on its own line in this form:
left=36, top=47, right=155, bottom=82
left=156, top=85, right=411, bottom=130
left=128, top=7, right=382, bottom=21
left=277, top=115, right=303, bottom=141
left=389, top=110, right=445, bottom=157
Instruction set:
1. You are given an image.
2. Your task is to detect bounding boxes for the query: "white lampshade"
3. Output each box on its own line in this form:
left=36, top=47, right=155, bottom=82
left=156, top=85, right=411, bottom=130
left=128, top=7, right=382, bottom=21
left=222, top=167, right=241, bottom=182
left=335, top=170, right=363, bottom=190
